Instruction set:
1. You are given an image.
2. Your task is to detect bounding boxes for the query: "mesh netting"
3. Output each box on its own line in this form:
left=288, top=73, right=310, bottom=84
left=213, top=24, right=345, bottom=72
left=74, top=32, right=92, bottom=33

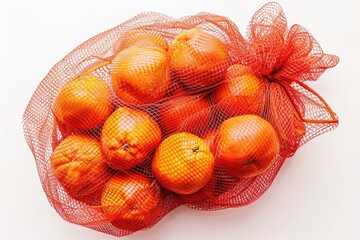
left=22, top=2, right=338, bottom=237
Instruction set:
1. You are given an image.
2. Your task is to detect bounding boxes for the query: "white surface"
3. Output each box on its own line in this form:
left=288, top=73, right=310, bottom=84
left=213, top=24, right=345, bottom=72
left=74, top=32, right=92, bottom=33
left=0, top=0, right=359, bottom=239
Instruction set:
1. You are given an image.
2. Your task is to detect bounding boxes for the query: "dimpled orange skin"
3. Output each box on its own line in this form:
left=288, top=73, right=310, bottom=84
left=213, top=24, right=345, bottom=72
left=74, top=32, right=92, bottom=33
left=116, top=29, right=169, bottom=52
left=52, top=75, right=112, bottom=130
left=158, top=95, right=212, bottom=135
left=101, top=173, right=163, bottom=231
left=101, top=107, right=162, bottom=171
left=51, top=135, right=111, bottom=202
left=110, top=47, right=170, bottom=105
left=169, top=28, right=230, bottom=90
left=215, top=115, right=280, bottom=179
left=212, top=64, right=265, bottom=118
left=152, top=132, right=215, bottom=195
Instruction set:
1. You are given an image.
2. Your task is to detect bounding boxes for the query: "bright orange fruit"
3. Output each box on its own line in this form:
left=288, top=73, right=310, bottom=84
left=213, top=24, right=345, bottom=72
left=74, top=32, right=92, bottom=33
left=52, top=75, right=112, bottom=130
left=215, top=115, right=280, bottom=178
left=101, top=173, right=163, bottom=231
left=152, top=132, right=215, bottom=195
left=110, top=47, right=170, bottom=105
left=212, top=64, right=265, bottom=118
left=51, top=135, right=111, bottom=203
left=101, top=107, right=162, bottom=171
left=169, top=28, right=229, bottom=90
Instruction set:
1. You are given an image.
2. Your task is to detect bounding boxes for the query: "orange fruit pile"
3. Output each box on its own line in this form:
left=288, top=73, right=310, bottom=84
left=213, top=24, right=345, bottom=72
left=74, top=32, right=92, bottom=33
left=50, top=28, right=286, bottom=231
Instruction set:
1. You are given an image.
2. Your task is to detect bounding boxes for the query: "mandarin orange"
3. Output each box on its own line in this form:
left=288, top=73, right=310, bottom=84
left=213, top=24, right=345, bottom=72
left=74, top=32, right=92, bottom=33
left=52, top=75, right=112, bottom=130
left=152, top=132, right=215, bottom=194
left=215, top=115, right=280, bottom=178
left=169, top=28, right=229, bottom=90
left=101, top=173, right=163, bottom=231
left=212, top=64, right=265, bottom=118
left=101, top=107, right=162, bottom=171
left=110, top=47, right=170, bottom=105
left=51, top=135, right=111, bottom=203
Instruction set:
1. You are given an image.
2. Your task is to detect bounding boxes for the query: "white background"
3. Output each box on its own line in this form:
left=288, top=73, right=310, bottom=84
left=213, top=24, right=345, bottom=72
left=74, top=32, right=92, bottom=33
left=1, top=0, right=359, bottom=239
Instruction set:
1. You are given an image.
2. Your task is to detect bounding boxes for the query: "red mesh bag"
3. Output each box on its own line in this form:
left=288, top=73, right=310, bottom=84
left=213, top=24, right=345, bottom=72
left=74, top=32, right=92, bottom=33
left=22, top=2, right=338, bottom=237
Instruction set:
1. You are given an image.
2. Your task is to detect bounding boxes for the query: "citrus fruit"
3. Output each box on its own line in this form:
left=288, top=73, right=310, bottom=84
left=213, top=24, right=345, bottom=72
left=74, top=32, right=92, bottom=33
left=101, top=107, right=162, bottom=170
left=110, top=47, right=170, bottom=105
left=101, top=173, right=163, bottom=231
left=152, top=132, right=215, bottom=194
left=215, top=115, right=280, bottom=178
left=52, top=75, right=112, bottom=130
left=169, top=28, right=229, bottom=90
left=51, top=135, right=111, bottom=203
left=212, top=64, right=265, bottom=117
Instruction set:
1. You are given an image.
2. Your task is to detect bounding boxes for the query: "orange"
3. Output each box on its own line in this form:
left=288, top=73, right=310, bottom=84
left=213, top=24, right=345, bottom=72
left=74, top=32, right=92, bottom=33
left=116, top=29, right=168, bottom=52
left=53, top=74, right=112, bottom=130
left=101, top=107, right=162, bottom=171
left=152, top=132, right=215, bottom=195
left=110, top=47, right=170, bottom=105
left=215, top=115, right=280, bottom=178
left=212, top=64, right=265, bottom=118
left=101, top=173, right=163, bottom=231
left=51, top=135, right=111, bottom=203
left=158, top=95, right=212, bottom=135
left=169, top=28, right=229, bottom=90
